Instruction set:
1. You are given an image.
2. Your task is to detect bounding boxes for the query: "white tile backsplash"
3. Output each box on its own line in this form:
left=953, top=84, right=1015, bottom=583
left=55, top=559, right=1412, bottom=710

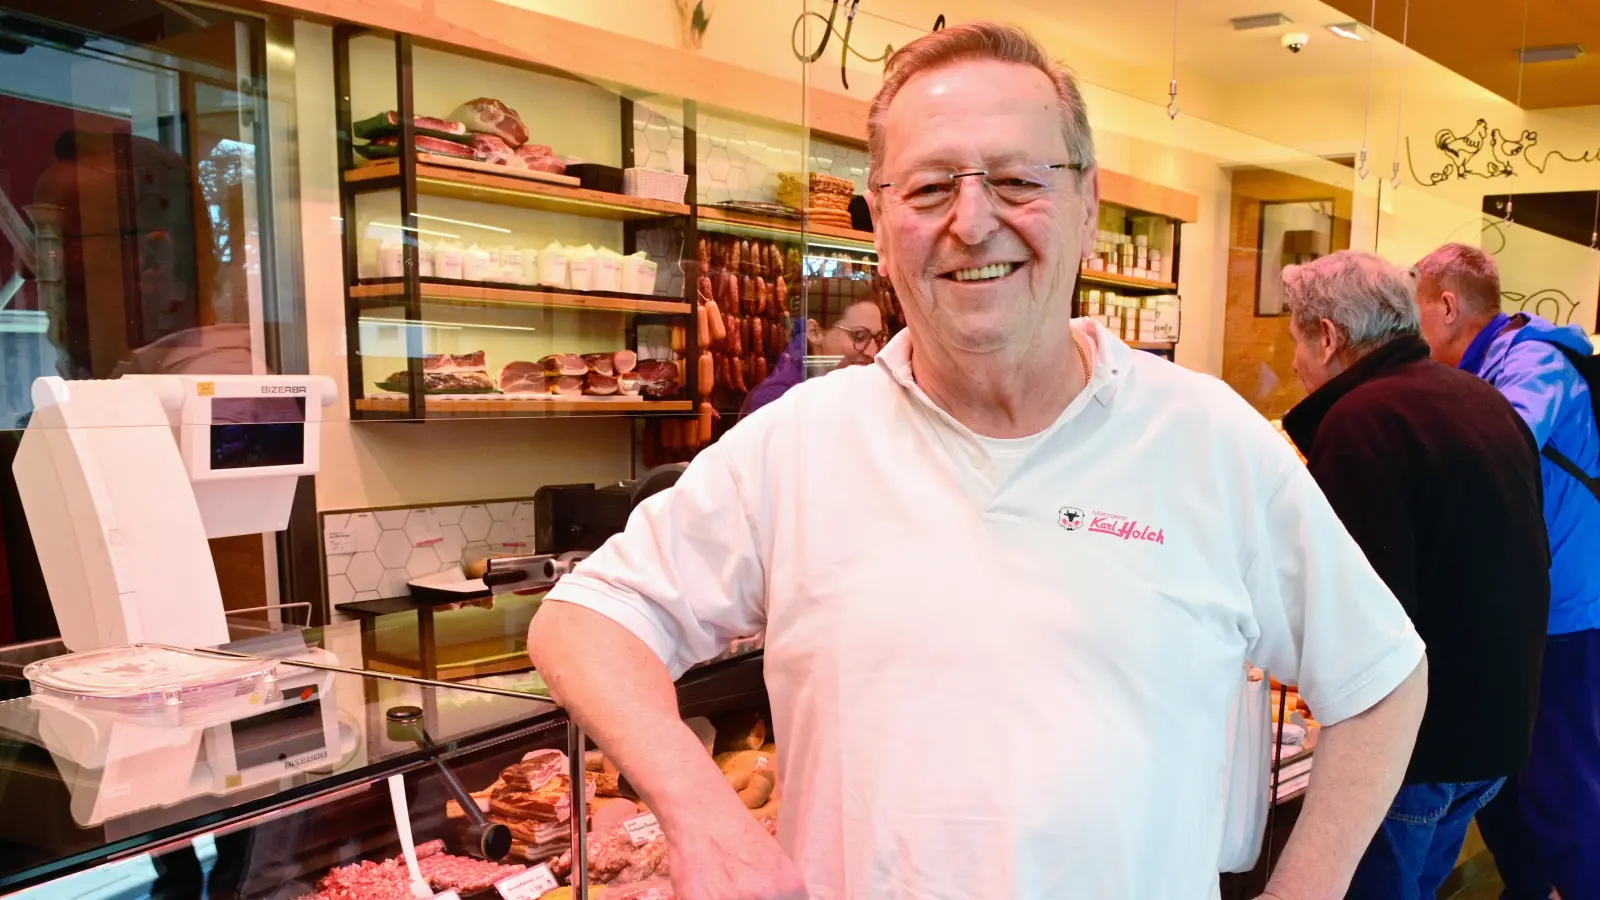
left=321, top=498, right=540, bottom=608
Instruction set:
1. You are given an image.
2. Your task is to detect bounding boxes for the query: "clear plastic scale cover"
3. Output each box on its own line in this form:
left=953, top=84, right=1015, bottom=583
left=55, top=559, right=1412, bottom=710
left=23, top=644, right=280, bottom=722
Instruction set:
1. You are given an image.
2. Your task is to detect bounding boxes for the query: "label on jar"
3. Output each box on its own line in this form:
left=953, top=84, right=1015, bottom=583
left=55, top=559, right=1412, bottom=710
left=624, top=812, right=664, bottom=846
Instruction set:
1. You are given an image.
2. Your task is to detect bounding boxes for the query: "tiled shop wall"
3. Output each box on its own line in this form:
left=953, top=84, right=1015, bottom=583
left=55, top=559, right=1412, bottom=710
left=631, top=103, right=870, bottom=205
left=322, top=500, right=536, bottom=610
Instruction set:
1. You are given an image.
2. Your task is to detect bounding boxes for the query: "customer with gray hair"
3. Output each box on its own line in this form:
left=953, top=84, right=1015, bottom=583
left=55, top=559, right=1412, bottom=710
left=1281, top=249, right=1551, bottom=900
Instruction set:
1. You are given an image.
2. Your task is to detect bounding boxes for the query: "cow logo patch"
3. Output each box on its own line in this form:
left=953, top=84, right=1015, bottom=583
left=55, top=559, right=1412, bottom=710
left=1058, top=507, right=1086, bottom=531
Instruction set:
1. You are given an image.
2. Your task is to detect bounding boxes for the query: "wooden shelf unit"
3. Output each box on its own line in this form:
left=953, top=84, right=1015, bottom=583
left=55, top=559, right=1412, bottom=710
left=345, top=160, right=692, bottom=220
left=1079, top=270, right=1179, bottom=293
left=696, top=207, right=877, bottom=250
left=355, top=397, right=694, bottom=416
left=351, top=280, right=691, bottom=315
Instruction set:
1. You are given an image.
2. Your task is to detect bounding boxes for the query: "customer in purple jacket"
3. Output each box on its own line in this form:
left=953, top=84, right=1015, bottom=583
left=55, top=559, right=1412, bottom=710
left=741, top=295, right=886, bottom=416
left=1415, top=242, right=1600, bottom=900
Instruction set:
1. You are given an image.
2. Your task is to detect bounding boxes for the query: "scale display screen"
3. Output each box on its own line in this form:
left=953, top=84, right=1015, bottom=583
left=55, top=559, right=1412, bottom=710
left=209, top=397, right=305, bottom=470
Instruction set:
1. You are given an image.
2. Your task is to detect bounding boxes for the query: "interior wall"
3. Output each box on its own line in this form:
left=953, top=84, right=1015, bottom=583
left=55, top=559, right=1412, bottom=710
left=294, top=21, right=635, bottom=513
left=1222, top=169, right=1356, bottom=419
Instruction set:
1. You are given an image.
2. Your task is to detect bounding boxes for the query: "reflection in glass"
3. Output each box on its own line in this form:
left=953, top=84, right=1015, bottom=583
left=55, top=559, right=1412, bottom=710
left=1257, top=200, right=1336, bottom=317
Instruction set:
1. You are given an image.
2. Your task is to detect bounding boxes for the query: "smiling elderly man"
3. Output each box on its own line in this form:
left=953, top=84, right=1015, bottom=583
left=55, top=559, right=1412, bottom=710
left=529, top=22, right=1426, bottom=900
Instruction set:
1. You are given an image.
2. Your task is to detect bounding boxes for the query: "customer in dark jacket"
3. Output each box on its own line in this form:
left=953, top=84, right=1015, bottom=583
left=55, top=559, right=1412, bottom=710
left=1414, top=242, right=1600, bottom=900
left=1280, top=251, right=1550, bottom=900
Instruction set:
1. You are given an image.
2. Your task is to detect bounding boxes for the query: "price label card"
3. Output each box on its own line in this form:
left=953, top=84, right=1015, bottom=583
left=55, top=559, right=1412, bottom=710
left=495, top=863, right=559, bottom=899
left=624, top=812, right=664, bottom=847
left=324, top=530, right=355, bottom=555
left=406, top=508, right=444, bottom=547
left=433, top=892, right=461, bottom=900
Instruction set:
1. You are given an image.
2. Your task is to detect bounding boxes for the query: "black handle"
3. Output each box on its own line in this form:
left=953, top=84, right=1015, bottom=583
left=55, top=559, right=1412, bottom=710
left=385, top=705, right=511, bottom=861
left=481, top=569, right=528, bottom=588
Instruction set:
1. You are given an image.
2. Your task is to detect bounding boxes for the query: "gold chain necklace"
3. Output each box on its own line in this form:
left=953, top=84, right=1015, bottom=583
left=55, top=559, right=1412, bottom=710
left=1073, top=333, right=1092, bottom=386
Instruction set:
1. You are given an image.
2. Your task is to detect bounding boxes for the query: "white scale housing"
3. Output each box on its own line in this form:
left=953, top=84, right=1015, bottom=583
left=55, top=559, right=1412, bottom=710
left=5, top=374, right=355, bottom=826
left=13, top=373, right=336, bottom=651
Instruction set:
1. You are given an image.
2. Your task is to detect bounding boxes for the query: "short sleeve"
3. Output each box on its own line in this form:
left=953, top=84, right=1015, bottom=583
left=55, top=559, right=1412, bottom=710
left=1242, top=458, right=1426, bottom=725
left=543, top=438, right=769, bottom=679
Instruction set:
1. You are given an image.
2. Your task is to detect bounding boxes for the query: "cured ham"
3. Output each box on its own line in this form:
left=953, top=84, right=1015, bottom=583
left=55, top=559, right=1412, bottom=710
left=498, top=360, right=545, bottom=393
left=612, top=349, right=638, bottom=374
left=469, top=133, right=520, bottom=167
left=361, top=134, right=476, bottom=159
left=585, top=373, right=619, bottom=395
left=516, top=143, right=566, bottom=174
left=539, top=354, right=587, bottom=377
left=424, top=350, right=486, bottom=372
left=449, top=98, right=530, bottom=147
left=634, top=359, right=680, bottom=399
left=351, top=111, right=469, bottom=140
left=547, top=375, right=584, bottom=397
left=582, top=352, right=617, bottom=377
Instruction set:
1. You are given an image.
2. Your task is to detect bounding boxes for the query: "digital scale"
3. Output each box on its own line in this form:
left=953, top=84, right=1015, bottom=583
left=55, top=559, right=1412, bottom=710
left=2, top=373, right=358, bottom=826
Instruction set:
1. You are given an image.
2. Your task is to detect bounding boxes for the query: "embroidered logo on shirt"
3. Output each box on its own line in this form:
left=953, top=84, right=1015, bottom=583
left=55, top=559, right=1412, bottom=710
left=1087, top=511, right=1165, bottom=545
left=1058, top=507, right=1086, bottom=531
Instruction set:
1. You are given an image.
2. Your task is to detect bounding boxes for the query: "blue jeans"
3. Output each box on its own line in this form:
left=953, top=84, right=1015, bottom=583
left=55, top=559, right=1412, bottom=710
left=1344, top=778, right=1505, bottom=900
left=1477, top=627, right=1600, bottom=900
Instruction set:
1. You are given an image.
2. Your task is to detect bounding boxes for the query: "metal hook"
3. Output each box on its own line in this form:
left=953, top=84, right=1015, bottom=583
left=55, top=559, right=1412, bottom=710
left=1503, top=196, right=1515, bottom=225
left=1357, top=147, right=1370, bottom=180
left=1167, top=79, right=1180, bottom=120
left=1390, top=160, right=1401, bottom=190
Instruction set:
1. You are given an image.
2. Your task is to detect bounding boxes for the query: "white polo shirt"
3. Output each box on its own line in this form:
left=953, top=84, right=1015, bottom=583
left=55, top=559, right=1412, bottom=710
left=547, top=321, right=1424, bottom=900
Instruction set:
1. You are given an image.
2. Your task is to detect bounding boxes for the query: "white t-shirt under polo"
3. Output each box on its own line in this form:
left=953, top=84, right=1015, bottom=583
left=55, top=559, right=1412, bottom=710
left=547, top=320, right=1424, bottom=900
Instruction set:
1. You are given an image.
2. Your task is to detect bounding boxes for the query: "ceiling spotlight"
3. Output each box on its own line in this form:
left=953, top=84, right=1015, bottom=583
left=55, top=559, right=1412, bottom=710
left=1326, top=22, right=1366, bottom=41
left=1518, top=44, right=1585, bottom=63
left=1231, top=13, right=1292, bottom=30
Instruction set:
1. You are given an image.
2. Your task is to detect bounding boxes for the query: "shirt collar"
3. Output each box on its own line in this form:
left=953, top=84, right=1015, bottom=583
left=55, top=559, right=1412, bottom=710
left=1281, top=334, right=1431, bottom=453
left=874, top=318, right=1130, bottom=422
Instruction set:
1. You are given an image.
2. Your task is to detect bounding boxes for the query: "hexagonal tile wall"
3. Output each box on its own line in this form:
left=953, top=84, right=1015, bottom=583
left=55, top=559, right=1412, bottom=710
left=459, top=505, right=493, bottom=543
left=685, top=114, right=867, bottom=209
left=375, top=530, right=413, bottom=570
left=346, top=552, right=384, bottom=594
left=347, top=512, right=382, bottom=553
left=322, top=499, right=541, bottom=608
left=327, top=574, right=356, bottom=608
left=406, top=545, right=442, bottom=579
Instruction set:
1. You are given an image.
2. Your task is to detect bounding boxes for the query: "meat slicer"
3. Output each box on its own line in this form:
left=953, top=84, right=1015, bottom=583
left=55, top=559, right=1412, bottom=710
left=480, top=463, right=691, bottom=595
left=1, top=374, right=357, bottom=827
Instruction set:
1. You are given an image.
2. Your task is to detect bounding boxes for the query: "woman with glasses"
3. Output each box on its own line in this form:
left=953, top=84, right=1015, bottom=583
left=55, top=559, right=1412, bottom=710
left=741, top=294, right=887, bottom=416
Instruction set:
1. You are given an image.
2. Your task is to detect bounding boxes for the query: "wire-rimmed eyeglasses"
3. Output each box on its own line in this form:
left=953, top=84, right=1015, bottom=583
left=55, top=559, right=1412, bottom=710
left=875, top=162, right=1084, bottom=214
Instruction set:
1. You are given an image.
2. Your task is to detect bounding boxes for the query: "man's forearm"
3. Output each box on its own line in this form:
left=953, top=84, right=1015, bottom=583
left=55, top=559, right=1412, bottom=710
left=526, top=601, right=752, bottom=834
left=1264, top=658, right=1428, bottom=900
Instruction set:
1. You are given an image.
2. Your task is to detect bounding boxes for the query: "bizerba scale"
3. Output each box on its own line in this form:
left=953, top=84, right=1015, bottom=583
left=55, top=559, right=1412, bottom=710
left=0, top=373, right=356, bottom=826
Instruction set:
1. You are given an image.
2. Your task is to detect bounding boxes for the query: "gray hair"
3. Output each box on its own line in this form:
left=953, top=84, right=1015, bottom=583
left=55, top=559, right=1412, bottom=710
left=866, top=22, right=1096, bottom=188
left=1282, top=251, right=1421, bottom=353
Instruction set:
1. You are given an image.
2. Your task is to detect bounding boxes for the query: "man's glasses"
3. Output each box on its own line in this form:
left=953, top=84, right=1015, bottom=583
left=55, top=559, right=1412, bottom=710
left=833, top=324, right=889, bottom=350
left=875, top=162, right=1084, bottom=214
